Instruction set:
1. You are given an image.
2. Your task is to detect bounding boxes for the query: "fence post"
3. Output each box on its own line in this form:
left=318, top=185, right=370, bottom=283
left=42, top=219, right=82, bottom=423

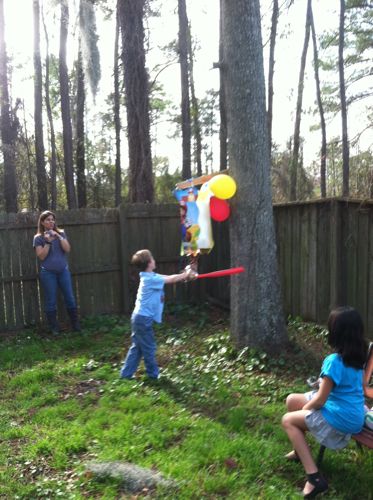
left=329, top=199, right=348, bottom=308
left=119, top=204, right=130, bottom=314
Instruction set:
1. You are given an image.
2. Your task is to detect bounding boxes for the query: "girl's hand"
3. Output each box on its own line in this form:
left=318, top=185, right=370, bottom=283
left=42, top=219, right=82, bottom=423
left=303, top=376, right=334, bottom=411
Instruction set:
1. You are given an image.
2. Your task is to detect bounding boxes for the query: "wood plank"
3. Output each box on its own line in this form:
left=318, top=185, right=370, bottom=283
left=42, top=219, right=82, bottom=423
left=352, top=428, right=373, bottom=449
left=368, top=209, right=373, bottom=339
left=345, top=204, right=359, bottom=308
left=356, top=206, right=369, bottom=329
left=291, top=206, right=301, bottom=317
left=175, top=170, right=229, bottom=190
left=277, top=206, right=292, bottom=316
left=19, top=225, right=41, bottom=327
left=119, top=205, right=131, bottom=314
left=316, top=202, right=331, bottom=324
left=10, top=228, right=26, bottom=328
left=0, top=230, right=7, bottom=328
left=299, top=205, right=309, bottom=319
left=99, top=223, right=120, bottom=313
left=329, top=200, right=346, bottom=308
left=3, top=227, right=15, bottom=329
left=68, top=221, right=94, bottom=317
left=305, top=205, right=317, bottom=319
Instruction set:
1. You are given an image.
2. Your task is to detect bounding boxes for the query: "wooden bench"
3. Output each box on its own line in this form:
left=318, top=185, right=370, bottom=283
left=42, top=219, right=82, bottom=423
left=352, top=426, right=373, bottom=449
left=316, top=342, right=373, bottom=466
left=317, top=427, right=373, bottom=466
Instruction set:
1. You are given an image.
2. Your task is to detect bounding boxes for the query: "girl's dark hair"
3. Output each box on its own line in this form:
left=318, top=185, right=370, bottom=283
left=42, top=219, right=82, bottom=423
left=327, top=306, right=368, bottom=369
left=37, top=211, right=63, bottom=236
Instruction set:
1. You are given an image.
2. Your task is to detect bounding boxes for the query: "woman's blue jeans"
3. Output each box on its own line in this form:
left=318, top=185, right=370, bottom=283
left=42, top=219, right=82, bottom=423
left=39, top=266, right=76, bottom=312
left=120, top=315, right=159, bottom=379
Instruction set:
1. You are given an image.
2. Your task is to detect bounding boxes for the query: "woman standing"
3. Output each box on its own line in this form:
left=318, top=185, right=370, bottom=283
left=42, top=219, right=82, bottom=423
left=33, top=211, right=80, bottom=334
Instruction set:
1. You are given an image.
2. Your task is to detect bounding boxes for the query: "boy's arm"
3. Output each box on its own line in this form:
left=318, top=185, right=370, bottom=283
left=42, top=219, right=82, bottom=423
left=163, top=268, right=197, bottom=285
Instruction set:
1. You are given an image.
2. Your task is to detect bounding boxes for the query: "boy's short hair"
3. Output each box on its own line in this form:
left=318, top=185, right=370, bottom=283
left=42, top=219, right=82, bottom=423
left=131, top=249, right=153, bottom=271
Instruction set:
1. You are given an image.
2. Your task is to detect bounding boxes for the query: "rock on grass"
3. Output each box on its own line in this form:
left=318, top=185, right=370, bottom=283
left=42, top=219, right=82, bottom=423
left=85, top=461, right=178, bottom=493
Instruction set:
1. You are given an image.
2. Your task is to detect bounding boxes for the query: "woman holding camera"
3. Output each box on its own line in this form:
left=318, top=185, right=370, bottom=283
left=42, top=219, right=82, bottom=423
left=33, top=210, right=80, bottom=334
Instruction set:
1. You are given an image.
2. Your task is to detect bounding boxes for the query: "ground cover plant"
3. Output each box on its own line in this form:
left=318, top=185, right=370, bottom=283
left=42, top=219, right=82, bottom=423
left=0, top=305, right=372, bottom=499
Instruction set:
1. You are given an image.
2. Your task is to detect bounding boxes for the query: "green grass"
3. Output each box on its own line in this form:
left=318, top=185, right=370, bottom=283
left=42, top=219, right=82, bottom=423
left=0, top=307, right=372, bottom=499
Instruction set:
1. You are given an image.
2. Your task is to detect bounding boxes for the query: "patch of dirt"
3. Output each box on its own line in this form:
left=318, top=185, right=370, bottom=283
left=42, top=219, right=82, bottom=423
left=59, top=378, right=106, bottom=402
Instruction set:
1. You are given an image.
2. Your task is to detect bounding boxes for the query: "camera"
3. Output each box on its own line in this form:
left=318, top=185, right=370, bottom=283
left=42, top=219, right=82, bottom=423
left=307, top=376, right=319, bottom=388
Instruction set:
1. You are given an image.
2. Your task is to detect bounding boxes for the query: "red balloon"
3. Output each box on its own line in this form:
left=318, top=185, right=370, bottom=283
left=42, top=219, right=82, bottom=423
left=210, top=196, right=230, bottom=222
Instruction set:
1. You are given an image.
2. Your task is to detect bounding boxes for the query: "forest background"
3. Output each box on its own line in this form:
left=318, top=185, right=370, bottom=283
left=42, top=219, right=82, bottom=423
left=0, top=0, right=372, bottom=213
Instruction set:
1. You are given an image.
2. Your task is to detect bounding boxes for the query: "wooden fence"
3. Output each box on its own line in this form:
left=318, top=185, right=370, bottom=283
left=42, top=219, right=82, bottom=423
left=275, top=199, right=373, bottom=336
left=0, top=199, right=372, bottom=338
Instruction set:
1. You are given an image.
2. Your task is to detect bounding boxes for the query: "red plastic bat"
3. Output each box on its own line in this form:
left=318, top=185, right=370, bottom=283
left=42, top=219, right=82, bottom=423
left=197, top=267, right=245, bottom=279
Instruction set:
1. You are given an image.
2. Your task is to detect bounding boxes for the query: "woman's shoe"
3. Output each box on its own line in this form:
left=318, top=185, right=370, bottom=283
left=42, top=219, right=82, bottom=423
left=46, top=310, right=60, bottom=335
left=303, top=472, right=328, bottom=498
left=67, top=308, right=81, bottom=332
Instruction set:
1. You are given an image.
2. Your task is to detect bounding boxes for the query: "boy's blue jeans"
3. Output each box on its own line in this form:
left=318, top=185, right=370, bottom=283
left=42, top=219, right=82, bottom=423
left=39, top=267, right=76, bottom=312
left=120, top=314, right=159, bottom=379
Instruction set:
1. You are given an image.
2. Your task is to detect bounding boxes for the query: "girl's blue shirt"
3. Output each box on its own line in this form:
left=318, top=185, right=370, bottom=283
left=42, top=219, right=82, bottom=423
left=320, top=353, right=365, bottom=434
left=132, top=272, right=165, bottom=323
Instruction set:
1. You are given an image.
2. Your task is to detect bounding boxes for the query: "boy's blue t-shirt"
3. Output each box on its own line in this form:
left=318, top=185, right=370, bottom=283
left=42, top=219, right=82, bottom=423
left=132, top=272, right=165, bottom=323
left=33, top=231, right=68, bottom=273
left=320, top=353, right=365, bottom=434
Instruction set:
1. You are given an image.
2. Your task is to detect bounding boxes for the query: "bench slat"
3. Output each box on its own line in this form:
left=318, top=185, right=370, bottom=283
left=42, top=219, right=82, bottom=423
left=352, top=427, right=373, bottom=449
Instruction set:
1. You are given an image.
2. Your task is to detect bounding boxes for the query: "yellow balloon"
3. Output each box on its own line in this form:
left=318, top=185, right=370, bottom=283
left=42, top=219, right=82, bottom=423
left=209, top=174, right=237, bottom=199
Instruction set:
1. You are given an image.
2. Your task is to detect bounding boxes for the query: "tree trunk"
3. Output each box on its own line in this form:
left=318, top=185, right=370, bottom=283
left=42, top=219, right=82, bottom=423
left=310, top=6, right=327, bottom=198
left=219, top=0, right=227, bottom=172
left=290, top=0, right=312, bottom=201
left=339, top=0, right=349, bottom=197
left=0, top=0, right=18, bottom=213
left=42, top=11, right=58, bottom=211
left=21, top=101, right=36, bottom=211
left=59, top=0, right=77, bottom=209
left=222, top=0, right=287, bottom=352
left=178, top=0, right=191, bottom=180
left=114, top=2, right=121, bottom=207
left=119, top=0, right=153, bottom=203
left=267, top=0, right=279, bottom=155
left=33, top=0, right=48, bottom=210
left=76, top=45, right=87, bottom=208
left=187, top=22, right=202, bottom=177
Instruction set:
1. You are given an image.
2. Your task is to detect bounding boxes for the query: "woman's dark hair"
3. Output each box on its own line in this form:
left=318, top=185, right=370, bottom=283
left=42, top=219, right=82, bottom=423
left=37, top=211, right=63, bottom=236
left=327, top=306, right=368, bottom=369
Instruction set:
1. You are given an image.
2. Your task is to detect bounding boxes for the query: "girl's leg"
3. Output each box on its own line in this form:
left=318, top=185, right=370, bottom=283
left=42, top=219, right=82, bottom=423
left=286, top=393, right=308, bottom=411
left=282, top=410, right=316, bottom=472
left=284, top=393, right=310, bottom=460
left=282, top=410, right=325, bottom=496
